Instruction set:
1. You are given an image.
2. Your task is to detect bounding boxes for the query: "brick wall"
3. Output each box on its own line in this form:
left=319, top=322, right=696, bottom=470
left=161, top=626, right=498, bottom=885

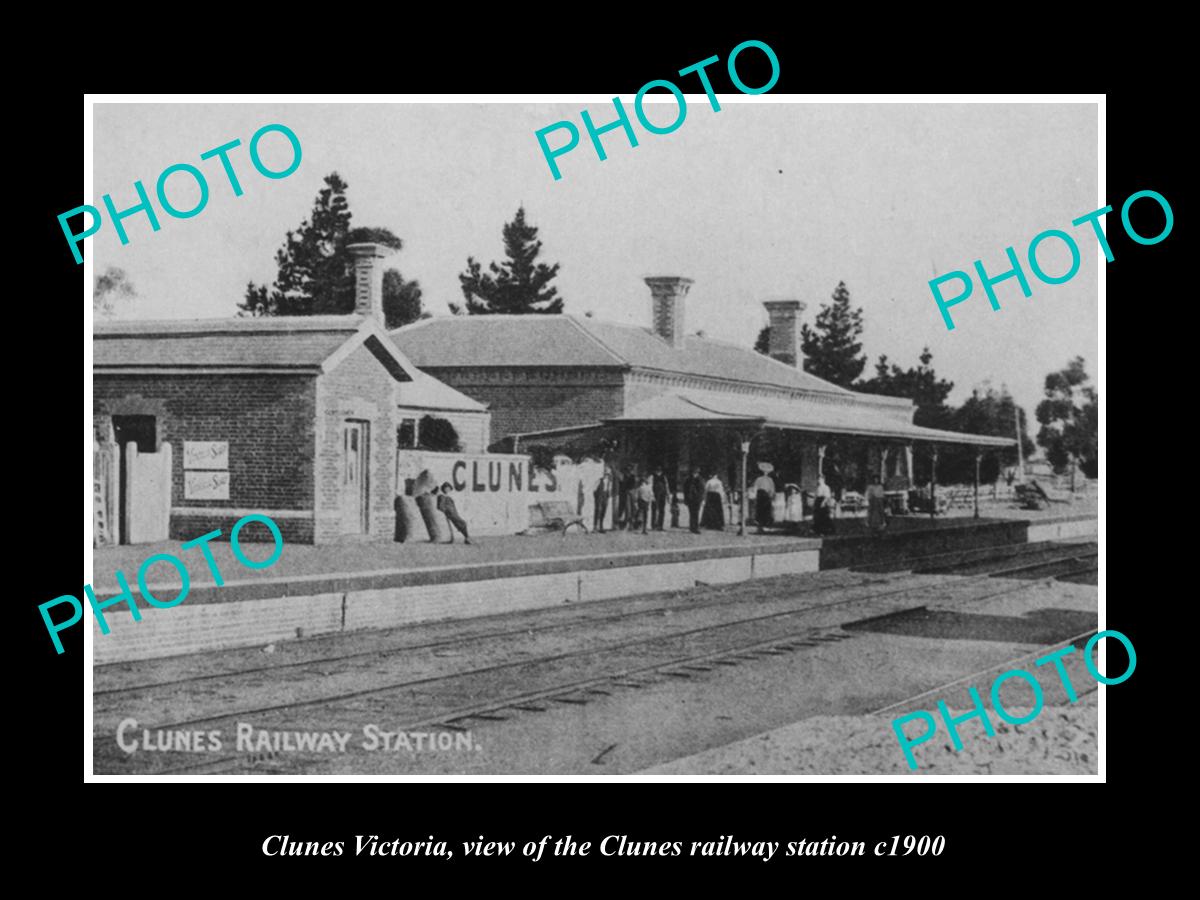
left=94, top=374, right=317, bottom=540
left=315, top=343, right=400, bottom=542
left=171, top=513, right=314, bottom=545
left=418, top=367, right=625, bottom=444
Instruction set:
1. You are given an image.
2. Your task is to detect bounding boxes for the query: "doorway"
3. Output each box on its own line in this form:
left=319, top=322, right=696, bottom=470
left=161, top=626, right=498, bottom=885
left=112, top=415, right=157, bottom=544
left=341, top=420, right=370, bottom=534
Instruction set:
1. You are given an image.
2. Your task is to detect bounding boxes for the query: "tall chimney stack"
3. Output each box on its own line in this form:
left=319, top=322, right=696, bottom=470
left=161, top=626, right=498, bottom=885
left=762, top=299, right=805, bottom=367
left=644, top=276, right=693, bottom=348
left=347, top=243, right=393, bottom=324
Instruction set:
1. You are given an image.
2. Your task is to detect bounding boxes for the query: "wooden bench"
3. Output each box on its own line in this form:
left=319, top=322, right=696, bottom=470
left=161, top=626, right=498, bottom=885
left=528, top=500, right=589, bottom=536
left=840, top=491, right=866, bottom=513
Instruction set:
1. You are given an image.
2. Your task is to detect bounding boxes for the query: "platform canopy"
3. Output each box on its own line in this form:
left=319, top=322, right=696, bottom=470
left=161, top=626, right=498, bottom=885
left=604, top=391, right=1014, bottom=447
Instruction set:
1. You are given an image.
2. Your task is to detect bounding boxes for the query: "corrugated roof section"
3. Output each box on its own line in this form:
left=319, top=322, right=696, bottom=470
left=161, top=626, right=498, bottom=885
left=95, top=316, right=365, bottom=369
left=399, top=371, right=489, bottom=413
left=392, top=314, right=854, bottom=395
left=94, top=316, right=491, bottom=413
left=94, top=330, right=352, bottom=369
left=393, top=316, right=624, bottom=368
left=572, top=317, right=853, bottom=394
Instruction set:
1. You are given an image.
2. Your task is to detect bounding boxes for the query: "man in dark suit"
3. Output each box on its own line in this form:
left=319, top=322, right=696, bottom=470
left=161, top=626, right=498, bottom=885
left=593, top=469, right=612, bottom=533
left=683, top=468, right=705, bottom=534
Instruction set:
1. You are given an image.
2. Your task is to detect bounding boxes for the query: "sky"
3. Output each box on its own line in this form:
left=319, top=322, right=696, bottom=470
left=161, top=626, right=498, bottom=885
left=91, top=100, right=1099, bottom=417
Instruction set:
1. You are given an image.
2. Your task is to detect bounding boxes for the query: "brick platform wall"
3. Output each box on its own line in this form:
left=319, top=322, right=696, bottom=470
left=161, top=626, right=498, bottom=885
left=170, top=513, right=314, bottom=545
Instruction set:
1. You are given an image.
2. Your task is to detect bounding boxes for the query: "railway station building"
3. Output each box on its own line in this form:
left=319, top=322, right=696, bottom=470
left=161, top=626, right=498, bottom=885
left=392, top=276, right=1011, bottom=520
left=93, top=243, right=489, bottom=546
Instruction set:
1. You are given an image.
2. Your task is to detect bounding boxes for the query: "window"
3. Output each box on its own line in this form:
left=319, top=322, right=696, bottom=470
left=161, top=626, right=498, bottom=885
left=397, top=418, right=417, bottom=449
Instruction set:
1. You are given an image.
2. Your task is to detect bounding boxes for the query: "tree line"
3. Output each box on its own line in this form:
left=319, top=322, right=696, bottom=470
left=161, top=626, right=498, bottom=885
left=755, top=283, right=1098, bottom=482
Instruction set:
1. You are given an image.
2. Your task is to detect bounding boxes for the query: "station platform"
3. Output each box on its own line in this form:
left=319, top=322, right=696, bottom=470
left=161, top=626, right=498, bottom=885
left=89, top=510, right=1098, bottom=666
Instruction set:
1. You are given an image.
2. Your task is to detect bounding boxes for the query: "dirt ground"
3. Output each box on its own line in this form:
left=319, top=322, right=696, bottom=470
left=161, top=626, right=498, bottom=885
left=644, top=693, right=1098, bottom=776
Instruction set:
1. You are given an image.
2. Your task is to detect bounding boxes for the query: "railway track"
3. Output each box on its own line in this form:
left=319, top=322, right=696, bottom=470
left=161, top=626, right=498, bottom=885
left=93, top=541, right=1098, bottom=775
left=95, top=539, right=1097, bottom=697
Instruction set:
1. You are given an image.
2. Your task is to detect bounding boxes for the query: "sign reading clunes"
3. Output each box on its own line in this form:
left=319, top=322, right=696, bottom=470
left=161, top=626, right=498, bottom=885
left=447, top=457, right=561, bottom=494
left=396, top=451, right=605, bottom=536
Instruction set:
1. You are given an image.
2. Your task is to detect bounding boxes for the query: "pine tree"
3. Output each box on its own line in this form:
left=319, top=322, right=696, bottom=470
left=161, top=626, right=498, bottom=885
left=383, top=269, right=427, bottom=330
left=799, top=281, right=867, bottom=386
left=454, top=207, right=563, bottom=314
left=754, top=325, right=771, bottom=355
left=239, top=173, right=423, bottom=323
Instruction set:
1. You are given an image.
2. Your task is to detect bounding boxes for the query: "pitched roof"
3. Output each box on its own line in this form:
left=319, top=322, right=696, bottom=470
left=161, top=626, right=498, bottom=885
left=398, top=370, right=490, bottom=413
left=391, top=314, right=854, bottom=395
left=94, top=316, right=365, bottom=370
left=93, top=316, right=488, bottom=413
left=608, top=391, right=1014, bottom=447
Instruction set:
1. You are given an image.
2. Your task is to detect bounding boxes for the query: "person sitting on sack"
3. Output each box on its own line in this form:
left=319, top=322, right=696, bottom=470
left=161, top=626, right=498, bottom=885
left=434, top=482, right=471, bottom=545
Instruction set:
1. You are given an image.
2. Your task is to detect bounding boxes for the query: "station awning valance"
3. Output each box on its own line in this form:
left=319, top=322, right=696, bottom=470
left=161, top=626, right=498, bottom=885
left=604, top=392, right=1014, bottom=448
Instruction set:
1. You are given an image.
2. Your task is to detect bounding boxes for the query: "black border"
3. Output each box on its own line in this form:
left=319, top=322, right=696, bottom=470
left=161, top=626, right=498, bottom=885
left=22, top=29, right=1160, bottom=878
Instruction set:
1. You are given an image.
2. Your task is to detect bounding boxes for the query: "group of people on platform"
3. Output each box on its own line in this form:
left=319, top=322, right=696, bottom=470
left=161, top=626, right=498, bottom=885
left=591, top=463, right=888, bottom=538
left=749, top=466, right=844, bottom=536
left=591, top=466, right=735, bottom=534
left=402, top=462, right=890, bottom=545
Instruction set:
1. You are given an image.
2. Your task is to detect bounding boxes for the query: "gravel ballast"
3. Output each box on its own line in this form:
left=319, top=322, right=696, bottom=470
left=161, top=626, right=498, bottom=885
left=646, top=694, right=1098, bottom=775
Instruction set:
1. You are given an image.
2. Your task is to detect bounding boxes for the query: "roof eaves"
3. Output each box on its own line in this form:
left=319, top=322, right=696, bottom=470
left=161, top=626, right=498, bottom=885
left=95, top=364, right=323, bottom=373
left=389, top=316, right=440, bottom=336
left=626, top=363, right=852, bottom=398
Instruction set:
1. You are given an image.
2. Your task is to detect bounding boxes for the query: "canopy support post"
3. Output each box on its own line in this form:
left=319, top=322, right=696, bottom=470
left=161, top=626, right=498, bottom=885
left=738, top=435, right=750, bottom=537
left=974, top=449, right=982, bottom=519
left=930, top=445, right=939, bottom=520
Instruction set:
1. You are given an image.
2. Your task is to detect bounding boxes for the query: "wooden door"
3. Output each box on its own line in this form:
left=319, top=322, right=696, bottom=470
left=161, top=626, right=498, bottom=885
left=341, top=420, right=370, bottom=534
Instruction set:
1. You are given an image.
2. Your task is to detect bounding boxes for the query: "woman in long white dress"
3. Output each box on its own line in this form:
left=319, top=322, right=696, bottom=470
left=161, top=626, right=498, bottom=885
left=701, top=473, right=726, bottom=530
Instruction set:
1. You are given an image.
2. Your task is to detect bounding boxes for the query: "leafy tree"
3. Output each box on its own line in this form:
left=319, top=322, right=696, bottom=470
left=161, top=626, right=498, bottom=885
left=94, top=266, right=136, bottom=318
left=799, top=281, right=867, bottom=387
left=454, top=207, right=563, bottom=314
left=856, top=348, right=954, bottom=485
left=417, top=415, right=462, bottom=453
left=1036, top=357, right=1098, bottom=477
left=942, top=384, right=1036, bottom=483
left=239, top=173, right=423, bottom=323
left=856, top=347, right=955, bottom=429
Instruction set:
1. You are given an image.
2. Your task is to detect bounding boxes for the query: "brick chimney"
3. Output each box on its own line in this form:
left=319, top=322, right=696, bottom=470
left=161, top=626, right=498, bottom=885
left=347, top=243, right=393, bottom=324
left=762, top=299, right=805, bottom=367
left=644, top=276, right=693, bottom=348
